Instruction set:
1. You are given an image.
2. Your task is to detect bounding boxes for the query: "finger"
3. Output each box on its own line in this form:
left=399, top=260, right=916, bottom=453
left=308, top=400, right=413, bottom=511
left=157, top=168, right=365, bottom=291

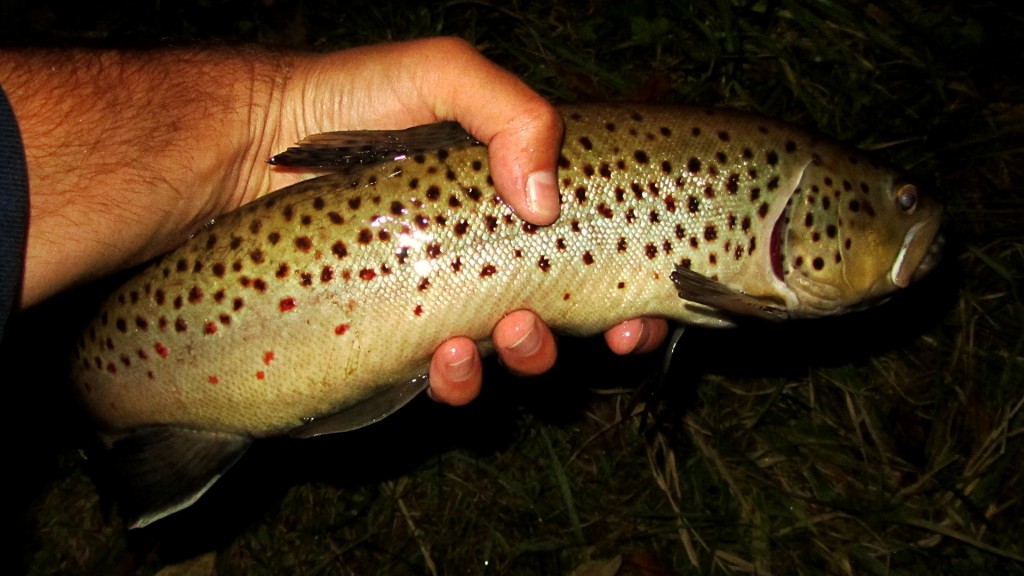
left=428, top=336, right=482, bottom=406
left=604, top=318, right=670, bottom=355
left=410, top=38, right=564, bottom=226
left=493, top=309, right=557, bottom=376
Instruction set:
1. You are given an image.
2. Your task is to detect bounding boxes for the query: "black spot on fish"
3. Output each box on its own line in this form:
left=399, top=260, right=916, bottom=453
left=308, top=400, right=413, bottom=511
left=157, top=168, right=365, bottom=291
left=634, top=150, right=649, bottom=164
left=312, top=197, right=325, bottom=211
left=704, top=224, right=718, bottom=241
left=688, top=196, right=700, bottom=213
left=766, top=151, right=779, bottom=166
left=717, top=131, right=730, bottom=142
left=649, top=210, right=660, bottom=223
left=582, top=251, right=594, bottom=265
left=276, top=263, right=290, bottom=278
left=849, top=200, right=861, bottom=212
left=575, top=187, right=587, bottom=203
left=715, top=151, right=727, bottom=164
left=758, top=202, right=769, bottom=218
left=332, top=241, right=348, bottom=259
left=813, top=257, right=825, bottom=270
left=480, top=264, right=497, bottom=277
left=644, top=244, right=658, bottom=259
left=660, top=127, right=671, bottom=137
left=617, top=237, right=628, bottom=252
left=250, top=249, right=264, bottom=264
left=785, top=140, right=797, bottom=153
left=726, top=174, right=739, bottom=194
left=268, top=232, right=281, bottom=244
left=295, top=237, right=312, bottom=252
left=687, top=157, right=701, bottom=173
left=579, top=136, right=593, bottom=150
left=249, top=220, right=262, bottom=234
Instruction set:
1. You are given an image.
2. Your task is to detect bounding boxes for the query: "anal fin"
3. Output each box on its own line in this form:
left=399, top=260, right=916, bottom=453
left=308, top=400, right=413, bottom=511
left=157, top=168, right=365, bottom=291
left=106, top=427, right=251, bottom=529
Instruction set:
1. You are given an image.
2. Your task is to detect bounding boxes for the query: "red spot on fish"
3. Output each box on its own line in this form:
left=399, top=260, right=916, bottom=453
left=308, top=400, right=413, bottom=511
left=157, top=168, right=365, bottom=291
left=279, top=297, right=296, bottom=312
left=359, top=268, right=376, bottom=281
left=204, top=322, right=217, bottom=335
left=256, top=371, right=265, bottom=380
left=208, top=376, right=219, bottom=384
left=154, top=343, right=169, bottom=358
left=335, top=324, right=349, bottom=335
left=263, top=351, right=275, bottom=365
left=414, top=304, right=424, bottom=316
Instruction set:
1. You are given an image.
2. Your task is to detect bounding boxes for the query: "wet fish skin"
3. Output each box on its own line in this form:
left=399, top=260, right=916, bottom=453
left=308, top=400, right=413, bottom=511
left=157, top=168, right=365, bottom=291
left=70, top=104, right=942, bottom=527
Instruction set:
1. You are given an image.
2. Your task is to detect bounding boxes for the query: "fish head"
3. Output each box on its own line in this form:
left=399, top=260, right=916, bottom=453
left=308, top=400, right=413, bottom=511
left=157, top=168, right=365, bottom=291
left=776, top=149, right=943, bottom=316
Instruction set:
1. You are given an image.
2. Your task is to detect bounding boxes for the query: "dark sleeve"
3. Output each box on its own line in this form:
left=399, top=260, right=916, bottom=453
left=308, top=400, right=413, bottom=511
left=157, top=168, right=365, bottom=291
left=0, top=85, right=28, bottom=340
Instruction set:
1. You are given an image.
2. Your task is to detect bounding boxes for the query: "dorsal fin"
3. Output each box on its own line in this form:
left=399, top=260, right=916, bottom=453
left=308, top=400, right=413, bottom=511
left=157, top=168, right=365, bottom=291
left=268, top=121, right=481, bottom=170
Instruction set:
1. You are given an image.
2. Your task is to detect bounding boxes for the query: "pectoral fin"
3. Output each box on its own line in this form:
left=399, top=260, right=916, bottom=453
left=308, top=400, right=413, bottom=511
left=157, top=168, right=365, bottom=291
left=671, top=265, right=789, bottom=322
left=106, top=427, right=251, bottom=529
left=269, top=122, right=480, bottom=170
left=289, top=374, right=430, bottom=439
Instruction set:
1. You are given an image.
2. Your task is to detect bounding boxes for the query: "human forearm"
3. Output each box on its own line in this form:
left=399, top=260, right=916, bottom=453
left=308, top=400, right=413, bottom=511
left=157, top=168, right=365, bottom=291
left=0, top=48, right=288, bottom=307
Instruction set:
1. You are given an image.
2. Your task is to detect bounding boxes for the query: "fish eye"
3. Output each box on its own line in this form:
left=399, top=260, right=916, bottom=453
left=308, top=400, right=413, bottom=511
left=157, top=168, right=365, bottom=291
left=897, top=185, right=918, bottom=213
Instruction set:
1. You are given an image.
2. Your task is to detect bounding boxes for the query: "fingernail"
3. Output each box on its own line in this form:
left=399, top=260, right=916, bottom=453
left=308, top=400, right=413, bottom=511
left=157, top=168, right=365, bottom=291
left=505, top=316, right=542, bottom=357
left=446, top=355, right=475, bottom=383
left=526, top=171, right=559, bottom=223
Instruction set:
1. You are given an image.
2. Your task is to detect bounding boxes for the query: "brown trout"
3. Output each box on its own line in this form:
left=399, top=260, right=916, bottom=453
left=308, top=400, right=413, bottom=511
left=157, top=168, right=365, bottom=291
left=71, top=104, right=942, bottom=527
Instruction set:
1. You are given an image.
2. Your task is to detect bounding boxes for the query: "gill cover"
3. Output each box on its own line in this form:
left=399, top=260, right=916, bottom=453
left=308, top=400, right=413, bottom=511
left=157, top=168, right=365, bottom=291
left=780, top=152, right=942, bottom=313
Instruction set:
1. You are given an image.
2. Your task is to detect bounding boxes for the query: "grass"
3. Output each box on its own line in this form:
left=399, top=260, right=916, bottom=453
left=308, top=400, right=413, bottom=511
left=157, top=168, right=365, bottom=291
left=3, top=0, right=1023, bottom=574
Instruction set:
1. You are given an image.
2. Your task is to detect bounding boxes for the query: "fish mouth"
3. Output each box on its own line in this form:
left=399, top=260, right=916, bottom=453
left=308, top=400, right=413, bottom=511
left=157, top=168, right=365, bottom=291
left=770, top=206, right=787, bottom=282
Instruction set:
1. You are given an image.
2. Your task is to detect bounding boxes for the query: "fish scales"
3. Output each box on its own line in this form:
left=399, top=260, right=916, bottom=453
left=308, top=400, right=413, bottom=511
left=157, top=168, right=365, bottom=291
left=73, top=104, right=941, bottom=439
